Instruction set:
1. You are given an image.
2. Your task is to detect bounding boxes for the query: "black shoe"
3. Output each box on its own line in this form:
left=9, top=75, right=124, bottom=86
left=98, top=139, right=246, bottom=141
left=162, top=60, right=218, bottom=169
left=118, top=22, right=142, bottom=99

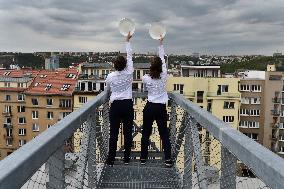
left=106, top=159, right=114, bottom=167
left=124, top=158, right=130, bottom=165
left=140, top=159, right=146, bottom=165
left=165, top=159, right=173, bottom=168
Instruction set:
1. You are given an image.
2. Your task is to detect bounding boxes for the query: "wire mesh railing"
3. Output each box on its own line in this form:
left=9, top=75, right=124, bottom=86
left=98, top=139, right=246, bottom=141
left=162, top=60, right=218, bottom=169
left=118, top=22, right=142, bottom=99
left=0, top=91, right=284, bottom=189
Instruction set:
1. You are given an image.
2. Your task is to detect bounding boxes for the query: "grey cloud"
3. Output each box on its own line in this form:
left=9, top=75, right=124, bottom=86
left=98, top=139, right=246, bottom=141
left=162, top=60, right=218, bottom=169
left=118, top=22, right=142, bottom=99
left=0, top=0, right=283, bottom=55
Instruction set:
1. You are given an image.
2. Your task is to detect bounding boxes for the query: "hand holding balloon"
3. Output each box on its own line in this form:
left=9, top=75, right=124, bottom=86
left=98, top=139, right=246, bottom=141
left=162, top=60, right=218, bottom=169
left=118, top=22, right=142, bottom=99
left=126, top=32, right=132, bottom=42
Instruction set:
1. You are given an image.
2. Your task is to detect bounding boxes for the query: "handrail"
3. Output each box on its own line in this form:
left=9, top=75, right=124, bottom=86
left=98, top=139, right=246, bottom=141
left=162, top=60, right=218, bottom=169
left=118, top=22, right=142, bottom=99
left=0, top=91, right=108, bottom=189
left=169, top=92, right=284, bottom=188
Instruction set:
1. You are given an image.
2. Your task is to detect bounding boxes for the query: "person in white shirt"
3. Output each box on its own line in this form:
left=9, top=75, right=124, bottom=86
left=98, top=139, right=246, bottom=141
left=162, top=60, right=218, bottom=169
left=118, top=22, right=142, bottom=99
left=105, top=32, right=134, bottom=166
left=140, top=37, right=172, bottom=167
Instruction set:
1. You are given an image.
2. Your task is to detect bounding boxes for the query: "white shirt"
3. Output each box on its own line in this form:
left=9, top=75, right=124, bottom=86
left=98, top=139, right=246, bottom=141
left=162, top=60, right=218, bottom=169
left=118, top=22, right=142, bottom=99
left=106, top=42, right=134, bottom=103
left=142, top=45, right=168, bottom=104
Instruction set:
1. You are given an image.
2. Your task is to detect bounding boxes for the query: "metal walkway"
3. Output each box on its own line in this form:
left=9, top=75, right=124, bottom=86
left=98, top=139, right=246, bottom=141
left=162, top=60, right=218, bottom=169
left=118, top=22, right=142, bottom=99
left=0, top=91, right=284, bottom=189
left=98, top=160, right=180, bottom=189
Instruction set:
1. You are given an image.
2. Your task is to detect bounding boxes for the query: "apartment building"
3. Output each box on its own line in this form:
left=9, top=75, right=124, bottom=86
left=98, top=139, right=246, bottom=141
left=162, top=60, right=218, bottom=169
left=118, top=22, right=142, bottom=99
left=167, top=76, right=241, bottom=168
left=0, top=69, right=78, bottom=160
left=239, top=70, right=284, bottom=158
left=180, top=65, right=221, bottom=77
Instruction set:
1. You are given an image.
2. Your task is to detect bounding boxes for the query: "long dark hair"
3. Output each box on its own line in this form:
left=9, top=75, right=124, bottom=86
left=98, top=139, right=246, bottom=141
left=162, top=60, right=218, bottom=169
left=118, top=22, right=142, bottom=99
left=149, top=56, right=162, bottom=79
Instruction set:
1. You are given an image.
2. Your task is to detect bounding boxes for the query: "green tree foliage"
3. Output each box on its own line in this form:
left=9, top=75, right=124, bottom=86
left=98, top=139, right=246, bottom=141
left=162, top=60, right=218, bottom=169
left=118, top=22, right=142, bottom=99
left=15, top=53, right=45, bottom=69
left=220, top=56, right=278, bottom=73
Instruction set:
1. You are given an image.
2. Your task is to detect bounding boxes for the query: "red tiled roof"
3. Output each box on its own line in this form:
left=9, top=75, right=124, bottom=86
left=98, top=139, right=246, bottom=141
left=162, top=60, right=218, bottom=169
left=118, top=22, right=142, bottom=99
left=0, top=69, right=39, bottom=77
left=24, top=68, right=78, bottom=96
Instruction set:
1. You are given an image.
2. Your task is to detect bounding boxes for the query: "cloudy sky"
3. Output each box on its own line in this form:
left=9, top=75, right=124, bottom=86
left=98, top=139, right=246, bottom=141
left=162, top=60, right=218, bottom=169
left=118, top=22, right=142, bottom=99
left=0, top=0, right=284, bottom=55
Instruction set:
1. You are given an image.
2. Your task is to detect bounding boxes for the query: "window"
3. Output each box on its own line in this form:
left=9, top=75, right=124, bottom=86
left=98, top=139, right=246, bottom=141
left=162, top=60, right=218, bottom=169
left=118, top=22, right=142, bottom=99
left=18, top=129, right=26, bottom=136
left=240, top=85, right=250, bottom=91
left=249, top=122, right=260, bottom=128
left=239, top=121, right=249, bottom=128
left=218, top=85, right=229, bottom=94
left=79, top=96, right=88, bottom=103
left=32, top=123, right=40, bottom=131
left=19, top=140, right=26, bottom=147
left=4, top=82, right=10, bottom=87
left=240, top=109, right=249, bottom=116
left=250, top=109, right=260, bottom=116
left=223, top=116, right=234, bottom=123
left=241, top=97, right=250, bottom=104
left=4, top=105, right=12, bottom=113
left=18, top=83, right=24, bottom=88
left=173, top=84, right=184, bottom=94
left=60, top=112, right=70, bottom=119
left=47, top=124, right=52, bottom=129
left=197, top=91, right=204, bottom=103
left=280, top=146, right=284, bottom=153
left=251, top=85, right=261, bottom=92
left=32, top=111, right=39, bottom=119
left=17, top=106, right=25, bottom=113
left=251, top=98, right=261, bottom=104
left=133, top=98, right=138, bottom=105
left=31, top=98, right=38, bottom=105
left=47, top=99, right=53, bottom=106
left=59, top=99, right=71, bottom=108
left=47, top=112, right=53, bottom=119
left=134, top=111, right=137, bottom=120
left=18, top=94, right=25, bottom=101
left=5, top=95, right=11, bottom=101
left=18, top=117, right=26, bottom=124
left=224, top=102, right=235, bottom=109
left=244, top=133, right=258, bottom=141
left=6, top=139, right=12, bottom=146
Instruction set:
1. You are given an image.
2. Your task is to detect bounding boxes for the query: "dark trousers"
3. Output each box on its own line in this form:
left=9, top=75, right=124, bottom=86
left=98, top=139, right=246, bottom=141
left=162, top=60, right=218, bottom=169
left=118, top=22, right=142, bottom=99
left=108, top=99, right=134, bottom=161
left=141, top=102, right=172, bottom=160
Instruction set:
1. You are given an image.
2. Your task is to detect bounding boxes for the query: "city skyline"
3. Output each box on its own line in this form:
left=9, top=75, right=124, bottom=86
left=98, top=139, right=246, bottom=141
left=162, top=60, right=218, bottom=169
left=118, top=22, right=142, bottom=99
left=0, top=0, right=284, bottom=55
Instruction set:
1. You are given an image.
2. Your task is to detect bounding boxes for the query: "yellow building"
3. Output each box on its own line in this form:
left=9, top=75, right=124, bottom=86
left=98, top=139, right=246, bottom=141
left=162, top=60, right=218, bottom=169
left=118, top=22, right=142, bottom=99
left=167, top=76, right=241, bottom=169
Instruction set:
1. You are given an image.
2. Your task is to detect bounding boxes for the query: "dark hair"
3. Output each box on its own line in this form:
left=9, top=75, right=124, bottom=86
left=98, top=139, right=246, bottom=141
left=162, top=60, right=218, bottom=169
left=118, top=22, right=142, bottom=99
left=150, top=56, right=162, bottom=79
left=113, top=56, right=126, bottom=71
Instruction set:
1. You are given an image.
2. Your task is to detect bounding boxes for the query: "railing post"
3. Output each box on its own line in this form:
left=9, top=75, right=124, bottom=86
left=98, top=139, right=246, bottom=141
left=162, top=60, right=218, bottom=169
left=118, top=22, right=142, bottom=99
left=183, top=116, right=192, bottom=189
left=169, top=100, right=177, bottom=158
left=88, top=112, right=97, bottom=188
left=46, top=146, right=65, bottom=189
left=189, top=117, right=208, bottom=189
left=220, top=147, right=237, bottom=189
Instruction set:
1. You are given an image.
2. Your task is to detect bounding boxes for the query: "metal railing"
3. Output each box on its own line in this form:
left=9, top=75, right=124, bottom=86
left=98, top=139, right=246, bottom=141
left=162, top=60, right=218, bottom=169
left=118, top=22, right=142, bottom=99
left=0, top=91, right=284, bottom=189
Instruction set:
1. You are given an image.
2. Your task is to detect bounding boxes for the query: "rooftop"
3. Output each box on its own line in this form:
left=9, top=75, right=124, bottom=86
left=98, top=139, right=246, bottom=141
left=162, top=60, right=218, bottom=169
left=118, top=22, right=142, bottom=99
left=24, top=69, right=78, bottom=96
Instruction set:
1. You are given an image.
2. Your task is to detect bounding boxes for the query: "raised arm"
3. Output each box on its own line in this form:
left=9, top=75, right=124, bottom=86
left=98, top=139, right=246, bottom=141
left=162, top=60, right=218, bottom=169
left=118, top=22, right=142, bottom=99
left=158, top=37, right=167, bottom=74
left=125, top=32, right=134, bottom=73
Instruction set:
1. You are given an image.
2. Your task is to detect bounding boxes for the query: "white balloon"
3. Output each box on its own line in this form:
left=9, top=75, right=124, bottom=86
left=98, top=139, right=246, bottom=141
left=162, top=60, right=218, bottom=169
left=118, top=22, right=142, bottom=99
left=119, top=18, right=135, bottom=36
left=149, top=23, right=166, bottom=40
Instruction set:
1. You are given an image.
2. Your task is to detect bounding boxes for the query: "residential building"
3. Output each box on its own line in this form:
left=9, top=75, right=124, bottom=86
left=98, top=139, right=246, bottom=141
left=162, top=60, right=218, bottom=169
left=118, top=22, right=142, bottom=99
left=239, top=69, right=284, bottom=158
left=0, top=69, right=78, bottom=159
left=45, top=54, right=59, bottom=70
left=167, top=76, right=241, bottom=168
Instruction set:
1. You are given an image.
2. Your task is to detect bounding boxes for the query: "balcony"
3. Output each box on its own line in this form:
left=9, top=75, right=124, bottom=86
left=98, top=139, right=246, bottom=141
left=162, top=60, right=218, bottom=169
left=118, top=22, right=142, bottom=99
left=3, top=134, right=13, bottom=140
left=3, top=123, right=12, bottom=129
left=272, top=97, right=281, bottom=104
left=271, top=110, right=281, bottom=116
left=207, top=92, right=240, bottom=98
left=0, top=91, right=283, bottom=189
